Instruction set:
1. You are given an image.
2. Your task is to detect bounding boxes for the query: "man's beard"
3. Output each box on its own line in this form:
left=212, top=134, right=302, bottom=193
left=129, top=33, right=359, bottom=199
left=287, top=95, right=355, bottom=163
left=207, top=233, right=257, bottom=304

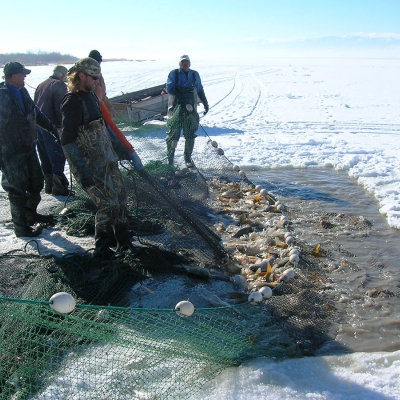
left=82, top=80, right=96, bottom=92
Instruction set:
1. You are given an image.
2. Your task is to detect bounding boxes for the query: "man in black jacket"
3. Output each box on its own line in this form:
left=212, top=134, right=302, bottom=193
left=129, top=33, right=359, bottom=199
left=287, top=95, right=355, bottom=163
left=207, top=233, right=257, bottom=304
left=0, top=62, right=58, bottom=237
left=61, top=57, right=136, bottom=259
left=34, top=65, right=70, bottom=195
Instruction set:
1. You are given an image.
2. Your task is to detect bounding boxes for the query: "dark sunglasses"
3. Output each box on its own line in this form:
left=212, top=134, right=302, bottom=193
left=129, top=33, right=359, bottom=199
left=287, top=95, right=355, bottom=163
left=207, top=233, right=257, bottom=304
left=85, top=73, right=100, bottom=80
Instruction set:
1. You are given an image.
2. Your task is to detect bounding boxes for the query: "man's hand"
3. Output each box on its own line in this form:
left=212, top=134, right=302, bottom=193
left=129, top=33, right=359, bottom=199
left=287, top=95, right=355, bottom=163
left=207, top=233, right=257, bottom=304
left=51, top=126, right=61, bottom=144
left=198, top=91, right=209, bottom=115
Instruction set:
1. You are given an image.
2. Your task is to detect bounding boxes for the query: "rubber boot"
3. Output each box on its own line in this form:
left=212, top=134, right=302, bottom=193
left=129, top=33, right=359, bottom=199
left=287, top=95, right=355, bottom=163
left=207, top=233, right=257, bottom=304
left=44, top=174, right=53, bottom=194
left=166, top=138, right=178, bottom=165
left=52, top=174, right=70, bottom=196
left=94, top=226, right=116, bottom=260
left=9, top=195, right=42, bottom=238
left=184, top=137, right=195, bottom=168
left=25, top=194, right=54, bottom=226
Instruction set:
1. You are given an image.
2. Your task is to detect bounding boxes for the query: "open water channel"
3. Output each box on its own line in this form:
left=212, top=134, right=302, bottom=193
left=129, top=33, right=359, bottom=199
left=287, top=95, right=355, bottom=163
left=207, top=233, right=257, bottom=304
left=247, top=167, right=400, bottom=354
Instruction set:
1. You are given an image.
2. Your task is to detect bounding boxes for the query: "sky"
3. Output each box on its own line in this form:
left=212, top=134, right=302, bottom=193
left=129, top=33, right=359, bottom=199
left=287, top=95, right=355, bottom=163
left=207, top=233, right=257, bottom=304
left=1, top=0, right=400, bottom=60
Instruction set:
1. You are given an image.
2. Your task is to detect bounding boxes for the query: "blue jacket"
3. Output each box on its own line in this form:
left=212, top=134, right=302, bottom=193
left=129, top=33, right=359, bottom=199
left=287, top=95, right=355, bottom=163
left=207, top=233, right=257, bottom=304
left=166, top=69, right=204, bottom=95
left=0, top=82, right=56, bottom=154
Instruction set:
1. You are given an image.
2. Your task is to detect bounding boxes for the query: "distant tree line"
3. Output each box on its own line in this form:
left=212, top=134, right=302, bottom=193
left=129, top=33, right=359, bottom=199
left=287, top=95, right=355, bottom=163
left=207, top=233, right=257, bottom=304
left=0, top=51, right=79, bottom=66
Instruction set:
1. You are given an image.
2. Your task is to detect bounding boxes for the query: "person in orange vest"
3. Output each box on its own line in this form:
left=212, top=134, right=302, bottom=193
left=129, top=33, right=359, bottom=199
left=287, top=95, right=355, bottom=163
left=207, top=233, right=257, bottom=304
left=93, top=76, right=143, bottom=170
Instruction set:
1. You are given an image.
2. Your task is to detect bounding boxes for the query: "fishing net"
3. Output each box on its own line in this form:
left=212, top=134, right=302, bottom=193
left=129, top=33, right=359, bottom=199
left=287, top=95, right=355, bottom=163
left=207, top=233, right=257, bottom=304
left=0, top=111, right=340, bottom=399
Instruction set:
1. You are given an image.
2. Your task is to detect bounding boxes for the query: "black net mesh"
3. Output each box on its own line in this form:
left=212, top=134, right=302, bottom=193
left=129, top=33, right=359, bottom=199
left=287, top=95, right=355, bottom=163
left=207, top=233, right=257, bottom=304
left=0, top=118, right=339, bottom=399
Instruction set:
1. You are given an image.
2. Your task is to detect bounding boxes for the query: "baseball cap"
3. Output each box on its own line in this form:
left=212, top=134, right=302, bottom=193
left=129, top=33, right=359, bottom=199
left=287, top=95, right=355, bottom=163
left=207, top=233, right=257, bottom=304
left=53, top=65, right=68, bottom=76
left=67, top=57, right=101, bottom=76
left=179, top=55, right=190, bottom=62
left=4, top=62, right=31, bottom=76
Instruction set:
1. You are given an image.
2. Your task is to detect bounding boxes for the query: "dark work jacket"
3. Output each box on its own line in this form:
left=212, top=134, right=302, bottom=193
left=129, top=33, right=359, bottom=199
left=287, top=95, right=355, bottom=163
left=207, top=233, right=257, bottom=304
left=61, top=91, right=130, bottom=161
left=34, top=76, right=67, bottom=127
left=0, top=82, right=56, bottom=156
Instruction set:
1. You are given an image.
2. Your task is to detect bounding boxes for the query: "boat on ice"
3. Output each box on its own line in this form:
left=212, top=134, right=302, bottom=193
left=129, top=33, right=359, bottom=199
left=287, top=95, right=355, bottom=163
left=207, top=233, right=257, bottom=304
left=109, top=84, right=168, bottom=123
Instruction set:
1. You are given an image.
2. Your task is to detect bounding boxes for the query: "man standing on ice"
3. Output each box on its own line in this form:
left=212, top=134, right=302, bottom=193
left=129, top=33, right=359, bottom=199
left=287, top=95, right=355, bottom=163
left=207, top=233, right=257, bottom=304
left=34, top=65, right=70, bottom=196
left=60, top=57, right=141, bottom=259
left=165, top=55, right=209, bottom=167
left=0, top=62, right=58, bottom=237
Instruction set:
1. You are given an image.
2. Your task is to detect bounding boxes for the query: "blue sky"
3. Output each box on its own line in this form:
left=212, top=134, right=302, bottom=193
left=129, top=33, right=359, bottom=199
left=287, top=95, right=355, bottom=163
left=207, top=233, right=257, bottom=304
left=1, top=0, right=400, bottom=60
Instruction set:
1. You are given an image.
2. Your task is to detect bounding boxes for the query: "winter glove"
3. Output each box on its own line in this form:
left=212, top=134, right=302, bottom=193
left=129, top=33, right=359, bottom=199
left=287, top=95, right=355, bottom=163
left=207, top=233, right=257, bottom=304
left=198, top=91, right=209, bottom=115
left=130, top=152, right=143, bottom=171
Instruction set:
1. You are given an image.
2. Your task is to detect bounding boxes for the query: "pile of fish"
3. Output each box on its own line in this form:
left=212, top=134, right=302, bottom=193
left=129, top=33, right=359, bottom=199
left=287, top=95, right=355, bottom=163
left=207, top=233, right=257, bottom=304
left=207, top=178, right=302, bottom=301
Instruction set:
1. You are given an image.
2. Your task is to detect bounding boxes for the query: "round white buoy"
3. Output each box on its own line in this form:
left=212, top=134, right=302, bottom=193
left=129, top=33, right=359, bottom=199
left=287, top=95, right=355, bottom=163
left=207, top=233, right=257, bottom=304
left=285, top=269, right=295, bottom=279
left=238, top=170, right=246, bottom=177
left=284, top=232, right=293, bottom=238
left=248, top=292, right=263, bottom=303
left=255, top=185, right=262, bottom=192
left=285, top=236, right=295, bottom=245
left=232, top=165, right=240, bottom=172
left=280, top=215, right=289, bottom=221
left=280, top=268, right=295, bottom=282
left=175, top=300, right=195, bottom=317
left=211, top=140, right=218, bottom=148
left=289, top=253, right=300, bottom=264
left=185, top=104, right=193, bottom=112
left=260, top=189, right=267, bottom=196
left=49, top=292, right=76, bottom=314
left=280, top=273, right=290, bottom=283
left=259, top=286, right=273, bottom=299
left=289, top=248, right=300, bottom=256
left=275, top=200, right=281, bottom=206
left=276, top=204, right=284, bottom=211
left=216, top=148, right=224, bottom=155
left=60, top=207, right=72, bottom=216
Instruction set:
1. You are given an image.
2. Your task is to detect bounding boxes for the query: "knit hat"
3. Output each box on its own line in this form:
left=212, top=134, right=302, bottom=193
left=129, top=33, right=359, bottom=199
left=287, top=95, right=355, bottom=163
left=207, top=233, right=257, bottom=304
left=53, top=65, right=68, bottom=76
left=88, top=50, right=102, bottom=64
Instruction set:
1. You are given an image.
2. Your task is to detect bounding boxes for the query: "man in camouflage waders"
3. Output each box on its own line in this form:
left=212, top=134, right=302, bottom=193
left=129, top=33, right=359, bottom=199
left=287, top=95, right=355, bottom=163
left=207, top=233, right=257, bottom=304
left=165, top=55, right=209, bottom=168
left=0, top=62, right=58, bottom=237
left=61, top=57, right=141, bottom=259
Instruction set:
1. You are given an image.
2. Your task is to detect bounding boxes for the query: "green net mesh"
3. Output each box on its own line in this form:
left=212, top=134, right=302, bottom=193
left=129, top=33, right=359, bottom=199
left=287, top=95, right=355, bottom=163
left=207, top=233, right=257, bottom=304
left=0, top=113, right=338, bottom=399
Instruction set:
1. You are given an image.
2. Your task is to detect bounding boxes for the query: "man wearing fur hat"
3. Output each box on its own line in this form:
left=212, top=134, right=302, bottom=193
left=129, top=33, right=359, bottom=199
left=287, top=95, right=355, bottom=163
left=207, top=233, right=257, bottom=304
left=0, top=62, right=59, bottom=237
left=34, top=65, right=70, bottom=195
left=61, top=57, right=140, bottom=259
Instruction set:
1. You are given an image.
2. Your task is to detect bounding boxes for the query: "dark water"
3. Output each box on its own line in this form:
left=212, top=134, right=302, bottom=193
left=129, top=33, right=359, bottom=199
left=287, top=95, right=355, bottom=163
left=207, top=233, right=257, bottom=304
left=246, top=168, right=400, bottom=353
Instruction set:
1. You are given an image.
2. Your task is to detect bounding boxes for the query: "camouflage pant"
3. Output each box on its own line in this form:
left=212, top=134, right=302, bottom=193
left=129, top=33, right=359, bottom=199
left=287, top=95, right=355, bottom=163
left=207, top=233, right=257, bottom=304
left=83, top=162, right=128, bottom=237
left=166, top=105, right=199, bottom=141
left=166, top=106, right=199, bottom=164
